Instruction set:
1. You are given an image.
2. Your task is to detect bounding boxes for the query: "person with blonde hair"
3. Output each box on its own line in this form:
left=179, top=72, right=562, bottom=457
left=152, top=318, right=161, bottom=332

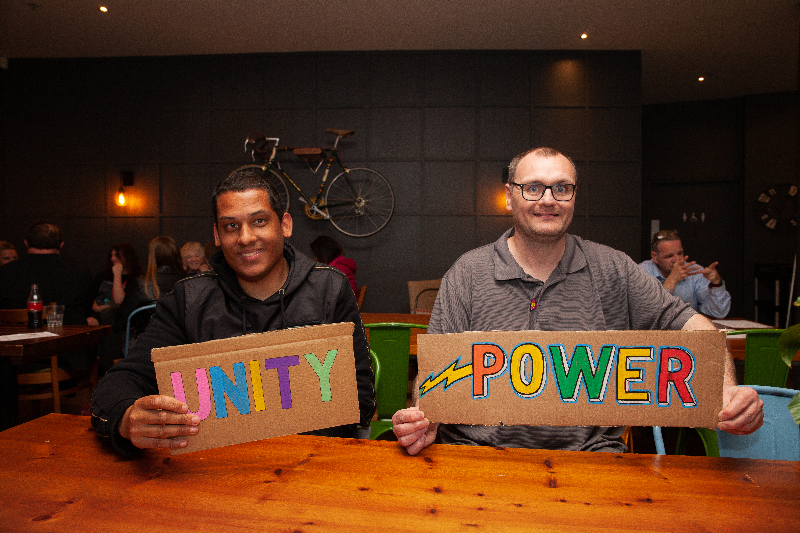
left=180, top=241, right=211, bottom=275
left=142, top=236, right=185, bottom=300
left=112, top=236, right=185, bottom=354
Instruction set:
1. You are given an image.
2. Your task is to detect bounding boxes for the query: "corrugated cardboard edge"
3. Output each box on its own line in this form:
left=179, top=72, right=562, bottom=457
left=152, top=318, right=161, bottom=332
left=151, top=322, right=355, bottom=363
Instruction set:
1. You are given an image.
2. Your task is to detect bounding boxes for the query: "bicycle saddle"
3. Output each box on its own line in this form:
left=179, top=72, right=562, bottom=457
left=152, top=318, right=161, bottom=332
left=325, top=128, right=355, bottom=138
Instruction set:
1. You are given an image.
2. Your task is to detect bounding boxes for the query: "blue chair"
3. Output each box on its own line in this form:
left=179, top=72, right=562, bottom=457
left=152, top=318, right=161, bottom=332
left=715, top=385, right=800, bottom=460
left=123, top=303, right=157, bottom=357
left=665, top=328, right=789, bottom=456
left=364, top=322, right=427, bottom=440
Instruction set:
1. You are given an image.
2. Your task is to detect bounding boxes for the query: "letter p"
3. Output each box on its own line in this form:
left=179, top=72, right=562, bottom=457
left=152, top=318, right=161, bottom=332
left=472, top=343, right=508, bottom=399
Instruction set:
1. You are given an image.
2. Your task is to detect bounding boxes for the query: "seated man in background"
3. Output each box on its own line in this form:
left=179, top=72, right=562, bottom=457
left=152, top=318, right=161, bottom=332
left=91, top=170, right=375, bottom=455
left=639, top=229, right=731, bottom=319
left=392, top=147, right=762, bottom=455
left=0, top=222, right=94, bottom=373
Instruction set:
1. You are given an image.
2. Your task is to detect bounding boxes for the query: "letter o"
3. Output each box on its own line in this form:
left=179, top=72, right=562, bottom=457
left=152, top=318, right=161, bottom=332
left=510, top=343, right=546, bottom=398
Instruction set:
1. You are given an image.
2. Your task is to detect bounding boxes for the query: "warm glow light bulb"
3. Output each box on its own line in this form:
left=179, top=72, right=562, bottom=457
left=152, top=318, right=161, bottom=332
left=698, top=77, right=705, bottom=82
left=581, top=33, right=588, bottom=39
left=117, top=191, right=126, bottom=206
left=99, top=6, right=108, bottom=12
left=496, top=190, right=508, bottom=211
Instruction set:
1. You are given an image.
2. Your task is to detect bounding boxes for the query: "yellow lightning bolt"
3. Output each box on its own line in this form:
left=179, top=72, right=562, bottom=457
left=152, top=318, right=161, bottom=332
left=418, top=358, right=473, bottom=396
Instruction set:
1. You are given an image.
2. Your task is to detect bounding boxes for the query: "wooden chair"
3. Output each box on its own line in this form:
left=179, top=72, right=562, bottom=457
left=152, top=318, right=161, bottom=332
left=356, top=285, right=367, bottom=310
left=407, top=279, right=441, bottom=314
left=0, top=308, right=97, bottom=414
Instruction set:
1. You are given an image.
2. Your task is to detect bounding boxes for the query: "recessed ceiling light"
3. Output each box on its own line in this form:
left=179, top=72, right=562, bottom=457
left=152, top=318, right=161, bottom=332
left=581, top=33, right=588, bottom=39
left=99, top=6, right=108, bottom=12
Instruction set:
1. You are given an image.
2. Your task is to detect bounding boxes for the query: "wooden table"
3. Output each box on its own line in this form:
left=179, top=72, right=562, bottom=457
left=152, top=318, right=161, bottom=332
left=1, top=414, right=798, bottom=532
left=0, top=325, right=110, bottom=430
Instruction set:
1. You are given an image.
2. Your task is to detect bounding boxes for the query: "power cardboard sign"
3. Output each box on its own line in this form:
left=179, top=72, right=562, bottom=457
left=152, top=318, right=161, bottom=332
left=152, top=323, right=359, bottom=454
left=418, top=330, right=726, bottom=428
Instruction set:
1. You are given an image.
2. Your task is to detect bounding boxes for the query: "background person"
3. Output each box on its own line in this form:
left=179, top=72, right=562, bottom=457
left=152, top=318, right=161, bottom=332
left=90, top=243, right=142, bottom=318
left=310, top=235, right=358, bottom=295
left=392, top=147, right=763, bottom=456
left=639, top=229, right=731, bottom=319
left=88, top=243, right=143, bottom=375
left=91, top=172, right=375, bottom=455
left=180, top=241, right=211, bottom=275
left=0, top=222, right=94, bottom=373
left=111, top=236, right=185, bottom=353
left=0, top=241, right=18, bottom=266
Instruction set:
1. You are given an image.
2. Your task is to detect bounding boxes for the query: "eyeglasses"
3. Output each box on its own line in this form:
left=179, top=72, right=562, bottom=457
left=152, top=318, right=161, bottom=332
left=509, top=182, right=576, bottom=202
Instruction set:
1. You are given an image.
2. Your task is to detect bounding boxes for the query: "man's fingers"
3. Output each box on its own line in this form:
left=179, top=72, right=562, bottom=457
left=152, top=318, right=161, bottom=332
left=718, top=387, right=764, bottom=435
left=136, top=394, right=190, bottom=413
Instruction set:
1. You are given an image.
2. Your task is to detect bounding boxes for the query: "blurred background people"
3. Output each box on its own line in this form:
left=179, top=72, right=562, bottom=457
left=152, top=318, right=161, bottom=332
left=0, top=241, right=18, bottom=266
left=0, top=222, right=94, bottom=373
left=90, top=243, right=142, bottom=322
left=310, top=235, right=358, bottom=295
left=640, top=229, right=731, bottom=319
left=142, top=236, right=185, bottom=299
left=180, top=241, right=211, bottom=275
left=111, top=236, right=185, bottom=365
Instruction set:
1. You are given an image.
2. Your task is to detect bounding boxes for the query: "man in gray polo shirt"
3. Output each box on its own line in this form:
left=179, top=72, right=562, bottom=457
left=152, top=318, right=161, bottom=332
left=392, top=147, right=764, bottom=455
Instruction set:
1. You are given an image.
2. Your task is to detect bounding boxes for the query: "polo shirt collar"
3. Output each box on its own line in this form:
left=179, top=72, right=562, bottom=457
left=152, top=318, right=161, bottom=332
left=493, top=229, right=587, bottom=282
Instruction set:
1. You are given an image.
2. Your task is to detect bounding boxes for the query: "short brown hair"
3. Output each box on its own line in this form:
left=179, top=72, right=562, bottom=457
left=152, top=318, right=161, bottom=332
left=508, top=147, right=577, bottom=184
left=651, top=229, right=680, bottom=252
left=25, top=222, right=62, bottom=250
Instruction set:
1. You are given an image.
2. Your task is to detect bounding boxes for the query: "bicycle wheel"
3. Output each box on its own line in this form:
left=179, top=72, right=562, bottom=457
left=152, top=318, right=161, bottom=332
left=324, top=168, right=394, bottom=237
left=225, top=164, right=291, bottom=214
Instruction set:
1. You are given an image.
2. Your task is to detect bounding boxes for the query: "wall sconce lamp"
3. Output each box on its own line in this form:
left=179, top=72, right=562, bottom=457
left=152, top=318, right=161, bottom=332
left=116, top=171, right=134, bottom=206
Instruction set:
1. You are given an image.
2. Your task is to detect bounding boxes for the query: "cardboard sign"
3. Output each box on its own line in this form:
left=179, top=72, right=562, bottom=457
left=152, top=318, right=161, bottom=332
left=418, top=330, right=726, bottom=429
left=152, top=323, right=359, bottom=454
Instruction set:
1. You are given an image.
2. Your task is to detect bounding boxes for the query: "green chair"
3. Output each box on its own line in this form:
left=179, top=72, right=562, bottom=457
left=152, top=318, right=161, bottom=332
left=364, top=322, right=427, bottom=440
left=732, top=329, right=788, bottom=387
left=672, top=328, right=788, bottom=456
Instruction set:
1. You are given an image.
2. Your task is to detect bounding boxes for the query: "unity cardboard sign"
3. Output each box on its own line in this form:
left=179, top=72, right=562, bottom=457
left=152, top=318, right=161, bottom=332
left=152, top=323, right=359, bottom=454
left=418, top=330, right=726, bottom=428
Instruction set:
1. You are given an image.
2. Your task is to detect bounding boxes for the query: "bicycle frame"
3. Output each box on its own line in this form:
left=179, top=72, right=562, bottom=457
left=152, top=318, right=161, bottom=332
left=257, top=137, right=358, bottom=214
left=239, top=129, right=394, bottom=237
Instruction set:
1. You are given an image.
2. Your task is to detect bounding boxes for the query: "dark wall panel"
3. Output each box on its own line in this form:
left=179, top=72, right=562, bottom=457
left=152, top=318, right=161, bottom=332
left=1, top=50, right=642, bottom=312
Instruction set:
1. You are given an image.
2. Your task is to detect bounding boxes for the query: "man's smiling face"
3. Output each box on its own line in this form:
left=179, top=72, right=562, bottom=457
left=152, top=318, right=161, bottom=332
left=213, top=188, right=292, bottom=294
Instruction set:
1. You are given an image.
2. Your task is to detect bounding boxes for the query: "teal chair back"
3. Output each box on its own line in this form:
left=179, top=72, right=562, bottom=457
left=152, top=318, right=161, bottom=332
left=364, top=322, right=427, bottom=440
left=659, top=329, right=789, bottom=456
left=716, top=385, right=800, bottom=460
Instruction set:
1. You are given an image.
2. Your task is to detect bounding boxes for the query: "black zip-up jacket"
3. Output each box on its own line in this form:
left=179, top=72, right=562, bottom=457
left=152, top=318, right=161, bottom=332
left=91, top=244, right=376, bottom=455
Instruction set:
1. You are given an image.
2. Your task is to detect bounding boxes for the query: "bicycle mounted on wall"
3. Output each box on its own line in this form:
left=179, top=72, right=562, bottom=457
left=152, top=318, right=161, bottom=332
left=229, top=129, right=394, bottom=237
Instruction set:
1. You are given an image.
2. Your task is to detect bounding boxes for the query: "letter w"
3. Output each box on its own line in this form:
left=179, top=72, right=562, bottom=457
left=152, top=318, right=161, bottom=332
left=550, top=344, right=614, bottom=403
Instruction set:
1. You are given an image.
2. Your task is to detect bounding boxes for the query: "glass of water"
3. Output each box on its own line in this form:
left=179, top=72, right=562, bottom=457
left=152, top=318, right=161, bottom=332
left=46, top=304, right=65, bottom=329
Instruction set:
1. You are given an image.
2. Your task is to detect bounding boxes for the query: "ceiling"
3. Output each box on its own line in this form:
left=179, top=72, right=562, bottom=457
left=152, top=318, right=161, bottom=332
left=1, top=0, right=798, bottom=104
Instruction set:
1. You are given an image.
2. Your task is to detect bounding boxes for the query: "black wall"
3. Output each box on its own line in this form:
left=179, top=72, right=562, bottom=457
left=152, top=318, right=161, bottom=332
left=1, top=50, right=643, bottom=312
left=642, top=91, right=800, bottom=323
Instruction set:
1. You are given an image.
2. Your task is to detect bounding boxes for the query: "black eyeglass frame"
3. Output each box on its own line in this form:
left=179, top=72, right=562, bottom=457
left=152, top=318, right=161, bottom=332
left=508, top=181, right=577, bottom=202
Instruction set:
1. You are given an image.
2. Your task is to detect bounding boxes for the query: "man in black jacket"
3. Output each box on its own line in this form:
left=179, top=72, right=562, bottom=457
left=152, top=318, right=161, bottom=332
left=91, top=171, right=376, bottom=455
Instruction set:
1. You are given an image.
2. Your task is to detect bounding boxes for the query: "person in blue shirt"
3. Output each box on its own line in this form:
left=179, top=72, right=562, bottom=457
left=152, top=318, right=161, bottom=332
left=639, top=229, right=731, bottom=319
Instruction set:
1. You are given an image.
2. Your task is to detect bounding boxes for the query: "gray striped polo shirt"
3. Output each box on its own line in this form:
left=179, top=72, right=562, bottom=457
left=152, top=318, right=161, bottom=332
left=430, top=228, right=695, bottom=452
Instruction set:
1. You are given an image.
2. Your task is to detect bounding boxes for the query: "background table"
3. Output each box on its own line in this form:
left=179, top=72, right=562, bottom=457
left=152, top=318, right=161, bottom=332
left=0, top=325, right=110, bottom=430
left=1, top=414, right=798, bottom=532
